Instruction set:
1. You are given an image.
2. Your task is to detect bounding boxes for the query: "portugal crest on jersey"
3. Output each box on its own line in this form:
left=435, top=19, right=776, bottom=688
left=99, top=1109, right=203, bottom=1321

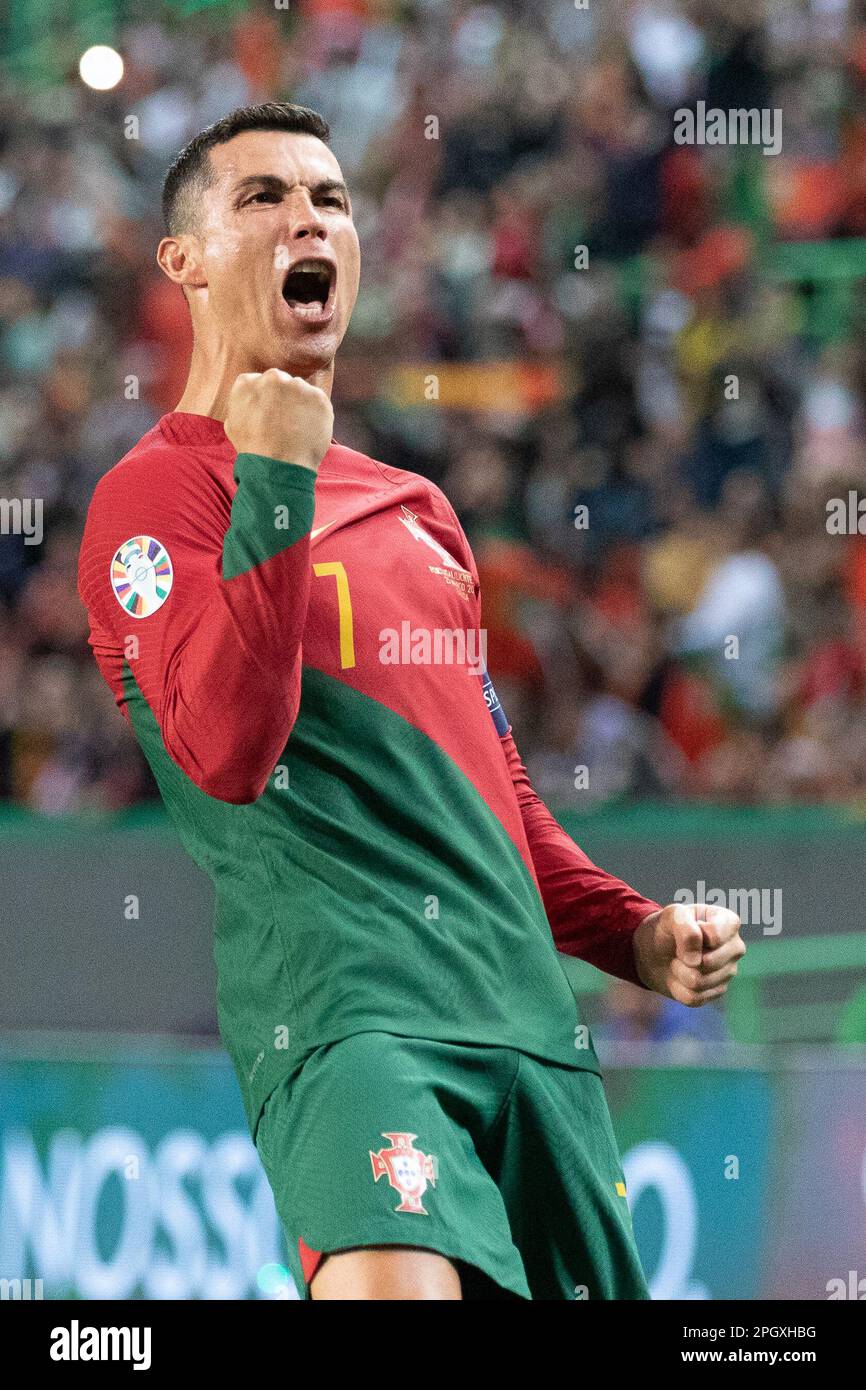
left=370, top=1131, right=438, bottom=1214
left=111, top=536, right=173, bottom=618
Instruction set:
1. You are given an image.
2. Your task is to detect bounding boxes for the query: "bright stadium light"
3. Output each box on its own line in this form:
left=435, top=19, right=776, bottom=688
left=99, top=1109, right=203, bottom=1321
left=78, top=45, right=124, bottom=91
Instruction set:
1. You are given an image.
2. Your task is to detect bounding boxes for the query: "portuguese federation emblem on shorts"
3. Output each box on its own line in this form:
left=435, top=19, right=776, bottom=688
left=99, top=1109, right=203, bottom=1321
left=370, top=1132, right=438, bottom=1215
left=111, top=536, right=173, bottom=618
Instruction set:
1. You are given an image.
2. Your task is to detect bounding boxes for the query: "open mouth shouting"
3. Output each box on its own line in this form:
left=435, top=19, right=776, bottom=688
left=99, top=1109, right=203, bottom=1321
left=280, top=256, right=337, bottom=327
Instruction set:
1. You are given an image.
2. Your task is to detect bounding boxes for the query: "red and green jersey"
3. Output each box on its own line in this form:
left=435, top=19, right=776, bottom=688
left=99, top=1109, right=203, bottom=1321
left=78, top=411, right=660, bottom=1135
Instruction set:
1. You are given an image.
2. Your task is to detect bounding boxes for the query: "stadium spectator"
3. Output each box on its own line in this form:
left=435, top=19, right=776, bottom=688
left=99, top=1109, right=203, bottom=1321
left=0, top=0, right=864, bottom=814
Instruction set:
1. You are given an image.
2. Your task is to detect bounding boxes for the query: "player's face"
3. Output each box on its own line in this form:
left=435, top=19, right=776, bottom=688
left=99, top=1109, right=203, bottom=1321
left=196, top=130, right=360, bottom=376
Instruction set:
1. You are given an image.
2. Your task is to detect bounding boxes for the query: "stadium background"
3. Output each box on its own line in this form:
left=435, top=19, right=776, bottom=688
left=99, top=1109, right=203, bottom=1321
left=1, top=0, right=865, bottom=1299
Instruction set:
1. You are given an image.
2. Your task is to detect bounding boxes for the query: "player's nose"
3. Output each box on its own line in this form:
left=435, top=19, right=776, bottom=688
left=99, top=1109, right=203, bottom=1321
left=283, top=190, right=328, bottom=243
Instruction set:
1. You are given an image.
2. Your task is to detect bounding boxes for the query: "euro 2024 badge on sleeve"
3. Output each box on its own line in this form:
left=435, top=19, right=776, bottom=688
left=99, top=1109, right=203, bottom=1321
left=111, top=536, right=173, bottom=618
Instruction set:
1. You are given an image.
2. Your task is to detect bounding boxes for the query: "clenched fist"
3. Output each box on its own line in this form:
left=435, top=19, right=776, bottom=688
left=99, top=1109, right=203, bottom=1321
left=632, top=903, right=746, bottom=1007
left=224, top=368, right=334, bottom=473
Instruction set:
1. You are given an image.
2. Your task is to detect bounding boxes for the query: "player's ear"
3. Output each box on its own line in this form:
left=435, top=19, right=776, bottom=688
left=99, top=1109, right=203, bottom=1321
left=156, top=234, right=207, bottom=291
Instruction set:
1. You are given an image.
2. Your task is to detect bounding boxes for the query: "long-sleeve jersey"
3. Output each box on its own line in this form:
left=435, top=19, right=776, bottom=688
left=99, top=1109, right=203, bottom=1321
left=78, top=411, right=661, bottom=1135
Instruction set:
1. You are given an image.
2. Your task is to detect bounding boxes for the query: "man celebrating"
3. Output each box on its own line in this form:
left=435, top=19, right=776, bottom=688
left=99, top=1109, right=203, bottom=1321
left=78, top=103, right=745, bottom=1301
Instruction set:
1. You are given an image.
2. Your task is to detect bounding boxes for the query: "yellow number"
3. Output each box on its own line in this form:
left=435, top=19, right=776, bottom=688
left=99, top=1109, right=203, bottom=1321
left=313, top=561, right=355, bottom=669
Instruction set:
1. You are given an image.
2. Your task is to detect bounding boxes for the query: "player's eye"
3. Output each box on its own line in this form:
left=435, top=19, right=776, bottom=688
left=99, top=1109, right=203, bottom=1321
left=242, top=190, right=279, bottom=206
left=318, top=195, right=345, bottom=209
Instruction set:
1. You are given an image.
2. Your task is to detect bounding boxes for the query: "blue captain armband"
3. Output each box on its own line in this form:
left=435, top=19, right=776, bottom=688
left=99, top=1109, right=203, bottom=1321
left=481, top=669, right=510, bottom=736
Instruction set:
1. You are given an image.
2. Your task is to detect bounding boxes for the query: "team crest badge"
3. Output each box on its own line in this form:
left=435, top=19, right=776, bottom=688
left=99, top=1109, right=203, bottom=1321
left=111, top=536, right=173, bottom=618
left=370, top=1132, right=438, bottom=1214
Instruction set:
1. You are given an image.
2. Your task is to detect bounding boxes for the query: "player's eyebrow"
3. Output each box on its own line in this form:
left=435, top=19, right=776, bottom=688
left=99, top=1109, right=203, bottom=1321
left=231, top=174, right=351, bottom=206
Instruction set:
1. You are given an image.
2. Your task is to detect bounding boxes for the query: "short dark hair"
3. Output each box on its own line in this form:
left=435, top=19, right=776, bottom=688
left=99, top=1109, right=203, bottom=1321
left=161, top=102, right=331, bottom=234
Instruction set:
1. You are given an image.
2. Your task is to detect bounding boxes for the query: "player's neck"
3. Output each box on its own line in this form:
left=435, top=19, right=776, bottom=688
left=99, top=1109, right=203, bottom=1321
left=176, top=346, right=334, bottom=421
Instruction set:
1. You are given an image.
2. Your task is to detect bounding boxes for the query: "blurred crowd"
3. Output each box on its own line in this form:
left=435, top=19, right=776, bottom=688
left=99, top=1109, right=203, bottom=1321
left=3, top=0, right=866, bottom=814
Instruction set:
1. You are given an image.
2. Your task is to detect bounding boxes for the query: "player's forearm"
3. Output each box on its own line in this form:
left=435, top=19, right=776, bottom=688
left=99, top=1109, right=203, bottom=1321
left=500, top=730, right=661, bottom=984
left=160, top=454, right=316, bottom=803
left=160, top=602, right=307, bottom=804
left=519, top=797, right=661, bottom=985
left=161, top=370, right=334, bottom=800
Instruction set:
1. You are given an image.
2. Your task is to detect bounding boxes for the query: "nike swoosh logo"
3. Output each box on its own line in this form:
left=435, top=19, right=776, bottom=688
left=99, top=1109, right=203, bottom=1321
left=310, top=520, right=337, bottom=540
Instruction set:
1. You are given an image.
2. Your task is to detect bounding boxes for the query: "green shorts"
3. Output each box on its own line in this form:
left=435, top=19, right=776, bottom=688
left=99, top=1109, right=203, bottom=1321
left=255, top=1031, right=650, bottom=1301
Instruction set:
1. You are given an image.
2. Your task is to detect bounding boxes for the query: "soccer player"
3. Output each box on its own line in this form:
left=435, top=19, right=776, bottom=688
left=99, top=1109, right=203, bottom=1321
left=78, top=103, right=745, bottom=1301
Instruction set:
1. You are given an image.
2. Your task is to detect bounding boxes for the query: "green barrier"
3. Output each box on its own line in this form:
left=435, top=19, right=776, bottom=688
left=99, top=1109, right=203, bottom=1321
left=562, top=931, right=866, bottom=1046
left=764, top=239, right=866, bottom=345
left=3, top=801, right=864, bottom=1044
left=725, top=933, right=866, bottom=1046
left=3, top=798, right=863, bottom=839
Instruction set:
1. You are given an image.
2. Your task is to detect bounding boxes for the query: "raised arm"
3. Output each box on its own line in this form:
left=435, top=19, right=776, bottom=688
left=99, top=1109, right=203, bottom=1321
left=78, top=370, right=332, bottom=803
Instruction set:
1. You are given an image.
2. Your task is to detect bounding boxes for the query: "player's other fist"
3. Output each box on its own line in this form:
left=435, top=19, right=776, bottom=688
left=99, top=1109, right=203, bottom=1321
left=632, top=902, right=746, bottom=1007
left=224, top=369, right=334, bottom=473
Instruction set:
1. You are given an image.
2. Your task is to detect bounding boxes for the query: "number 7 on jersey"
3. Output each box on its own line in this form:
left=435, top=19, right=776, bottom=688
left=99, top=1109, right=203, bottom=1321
left=313, top=560, right=356, bottom=669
